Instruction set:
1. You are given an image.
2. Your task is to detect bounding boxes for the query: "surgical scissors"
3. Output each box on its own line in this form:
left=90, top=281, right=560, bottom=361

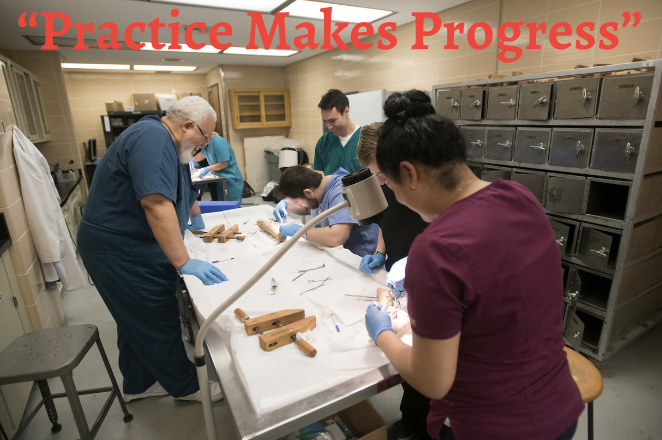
left=292, top=264, right=325, bottom=281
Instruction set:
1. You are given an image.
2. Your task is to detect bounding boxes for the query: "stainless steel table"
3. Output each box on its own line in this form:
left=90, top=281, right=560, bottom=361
left=192, top=176, right=229, bottom=201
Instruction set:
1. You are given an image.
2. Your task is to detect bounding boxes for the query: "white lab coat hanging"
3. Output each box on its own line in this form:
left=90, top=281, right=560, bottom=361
left=12, top=126, right=87, bottom=291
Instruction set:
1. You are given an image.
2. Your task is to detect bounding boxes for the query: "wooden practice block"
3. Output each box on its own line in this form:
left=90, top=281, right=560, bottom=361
left=203, top=224, right=225, bottom=243
left=218, top=224, right=239, bottom=243
left=259, top=316, right=316, bottom=352
left=257, top=219, right=286, bottom=242
left=244, top=309, right=305, bottom=335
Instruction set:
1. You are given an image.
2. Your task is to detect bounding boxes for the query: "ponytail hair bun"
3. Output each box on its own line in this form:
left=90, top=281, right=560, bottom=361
left=383, top=90, right=435, bottom=123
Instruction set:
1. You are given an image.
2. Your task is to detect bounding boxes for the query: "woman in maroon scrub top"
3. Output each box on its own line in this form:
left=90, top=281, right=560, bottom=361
left=364, top=90, right=584, bottom=440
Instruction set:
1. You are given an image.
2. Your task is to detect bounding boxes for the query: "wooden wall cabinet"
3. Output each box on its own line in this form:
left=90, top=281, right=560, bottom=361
left=230, top=89, right=291, bottom=129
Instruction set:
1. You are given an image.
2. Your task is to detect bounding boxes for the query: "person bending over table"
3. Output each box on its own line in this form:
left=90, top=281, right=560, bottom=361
left=272, top=166, right=379, bottom=257
left=356, top=122, right=431, bottom=440
left=78, top=97, right=227, bottom=404
left=193, top=132, right=244, bottom=202
left=364, top=90, right=583, bottom=440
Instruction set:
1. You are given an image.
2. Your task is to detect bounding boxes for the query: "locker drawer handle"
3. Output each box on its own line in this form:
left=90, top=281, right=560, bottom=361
left=533, top=96, right=549, bottom=108
left=500, top=99, right=516, bottom=108
left=572, top=332, right=581, bottom=339
left=633, top=87, right=643, bottom=106
left=451, top=99, right=459, bottom=109
left=589, top=247, right=608, bottom=257
left=581, top=88, right=592, bottom=107
left=625, top=142, right=635, bottom=163
left=550, top=190, right=557, bottom=199
left=566, top=291, right=578, bottom=300
left=556, top=236, right=565, bottom=246
left=471, top=99, right=481, bottom=109
left=497, top=141, right=511, bottom=149
left=576, top=141, right=585, bottom=159
left=469, top=140, right=483, bottom=147
left=529, top=143, right=546, bottom=151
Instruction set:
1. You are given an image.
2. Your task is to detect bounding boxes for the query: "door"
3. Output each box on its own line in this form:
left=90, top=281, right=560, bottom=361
left=549, top=128, right=593, bottom=169
left=460, top=88, right=484, bottom=120
left=597, top=73, right=653, bottom=120
left=232, top=91, right=262, bottom=128
left=486, top=86, right=519, bottom=120
left=512, top=170, right=547, bottom=205
left=436, top=90, right=461, bottom=120
left=546, top=175, right=588, bottom=214
left=518, top=83, right=553, bottom=120
left=554, top=77, right=600, bottom=119
left=590, top=129, right=642, bottom=174
left=481, top=167, right=512, bottom=182
left=460, top=126, right=485, bottom=160
left=261, top=91, right=290, bottom=127
left=207, top=83, right=224, bottom=135
left=549, top=219, right=571, bottom=256
left=513, top=128, right=551, bottom=165
left=576, top=226, right=613, bottom=272
left=10, top=66, right=39, bottom=140
left=485, top=127, right=515, bottom=161
left=563, top=307, right=585, bottom=351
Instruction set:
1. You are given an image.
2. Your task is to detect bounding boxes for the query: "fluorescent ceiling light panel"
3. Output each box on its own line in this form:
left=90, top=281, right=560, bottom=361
left=61, top=63, right=131, bottom=70
left=223, top=47, right=298, bottom=56
left=148, top=0, right=285, bottom=13
left=134, top=65, right=198, bottom=71
left=140, top=42, right=221, bottom=53
left=281, top=0, right=392, bottom=24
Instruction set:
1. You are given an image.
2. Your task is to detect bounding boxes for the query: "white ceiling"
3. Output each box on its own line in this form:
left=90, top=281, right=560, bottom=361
left=0, top=0, right=470, bottom=73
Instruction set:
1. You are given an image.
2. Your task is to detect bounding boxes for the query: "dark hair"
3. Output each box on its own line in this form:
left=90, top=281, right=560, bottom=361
left=318, top=89, right=349, bottom=115
left=376, top=90, right=466, bottom=189
left=273, top=166, right=323, bottom=200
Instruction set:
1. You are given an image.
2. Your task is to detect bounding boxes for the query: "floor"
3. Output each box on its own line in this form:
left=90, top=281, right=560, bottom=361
left=12, top=193, right=662, bottom=440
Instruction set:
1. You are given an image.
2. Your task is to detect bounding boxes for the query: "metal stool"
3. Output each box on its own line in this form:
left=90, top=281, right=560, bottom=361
left=0, top=325, right=132, bottom=440
left=564, top=347, right=604, bottom=440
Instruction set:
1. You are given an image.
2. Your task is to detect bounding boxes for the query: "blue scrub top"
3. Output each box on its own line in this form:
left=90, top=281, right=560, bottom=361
left=83, top=115, right=198, bottom=238
left=313, top=128, right=362, bottom=175
left=310, top=168, right=379, bottom=257
left=200, top=135, right=244, bottom=202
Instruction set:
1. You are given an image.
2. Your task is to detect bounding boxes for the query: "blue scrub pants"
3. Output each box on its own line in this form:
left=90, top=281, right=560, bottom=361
left=77, top=220, right=199, bottom=397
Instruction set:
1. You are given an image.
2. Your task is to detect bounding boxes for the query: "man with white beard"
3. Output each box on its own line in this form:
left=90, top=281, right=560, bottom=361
left=78, top=97, right=226, bottom=403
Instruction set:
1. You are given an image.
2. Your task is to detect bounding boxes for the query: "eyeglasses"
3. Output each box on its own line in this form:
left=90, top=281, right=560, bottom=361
left=196, top=124, right=210, bottom=147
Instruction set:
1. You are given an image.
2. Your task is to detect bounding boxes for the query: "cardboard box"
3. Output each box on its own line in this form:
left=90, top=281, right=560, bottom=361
left=177, top=92, right=202, bottom=100
left=280, top=400, right=387, bottom=440
left=124, top=106, right=134, bottom=112
left=105, top=101, right=124, bottom=112
left=156, top=93, right=178, bottom=111
left=131, top=93, right=158, bottom=111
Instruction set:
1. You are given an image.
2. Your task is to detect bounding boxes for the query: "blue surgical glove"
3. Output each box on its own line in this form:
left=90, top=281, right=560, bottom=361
left=365, top=302, right=395, bottom=346
left=198, top=167, right=210, bottom=177
left=359, top=253, right=386, bottom=274
left=279, top=223, right=302, bottom=237
left=187, top=214, right=205, bottom=231
left=274, top=200, right=288, bottom=222
left=386, top=257, right=408, bottom=299
left=178, top=259, right=228, bottom=285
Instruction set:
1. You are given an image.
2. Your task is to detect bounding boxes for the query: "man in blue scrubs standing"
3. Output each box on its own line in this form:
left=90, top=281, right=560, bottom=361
left=314, top=89, right=362, bottom=175
left=272, top=166, right=379, bottom=257
left=78, top=97, right=227, bottom=403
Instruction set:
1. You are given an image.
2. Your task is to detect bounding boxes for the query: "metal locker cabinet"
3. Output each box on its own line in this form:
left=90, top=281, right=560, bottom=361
left=549, top=128, right=593, bottom=170
left=518, top=82, right=553, bottom=120
left=549, top=216, right=580, bottom=258
left=563, top=306, right=585, bottom=351
left=576, top=224, right=622, bottom=273
left=513, top=128, right=551, bottom=165
left=460, top=88, right=485, bottom=120
left=512, top=170, right=547, bottom=205
left=482, top=166, right=512, bottom=182
left=571, top=265, right=614, bottom=313
left=460, top=126, right=485, bottom=160
left=485, top=127, right=515, bottom=161
left=546, top=175, right=588, bottom=214
left=591, top=129, right=643, bottom=174
left=486, top=86, right=519, bottom=120
left=436, top=90, right=461, bottom=120
left=586, top=178, right=631, bottom=221
left=554, top=77, right=600, bottom=119
left=597, top=73, right=653, bottom=120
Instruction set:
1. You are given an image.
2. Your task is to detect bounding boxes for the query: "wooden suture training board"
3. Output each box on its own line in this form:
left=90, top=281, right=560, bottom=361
left=257, top=219, right=286, bottom=242
left=218, top=224, right=239, bottom=243
left=259, top=316, right=316, bottom=352
left=243, top=309, right=305, bottom=336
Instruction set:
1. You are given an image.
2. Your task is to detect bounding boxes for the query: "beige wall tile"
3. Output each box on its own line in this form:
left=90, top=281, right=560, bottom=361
left=48, top=288, right=67, bottom=327
left=0, top=200, right=29, bottom=242
left=16, top=262, right=45, bottom=306
left=34, top=287, right=55, bottom=329
left=467, top=50, right=498, bottom=75
left=0, top=123, right=15, bottom=171
left=25, top=304, right=43, bottom=331
left=0, top=166, right=21, bottom=208
left=502, top=0, right=549, bottom=22
left=594, top=18, right=662, bottom=58
left=8, top=232, right=37, bottom=275
left=548, top=0, right=598, bottom=13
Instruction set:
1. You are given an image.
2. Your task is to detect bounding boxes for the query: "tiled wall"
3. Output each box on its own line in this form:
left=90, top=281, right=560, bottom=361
left=284, top=0, right=662, bottom=162
left=0, top=59, right=67, bottom=331
left=62, top=71, right=208, bottom=157
left=219, top=65, right=289, bottom=180
left=1, top=51, right=85, bottom=177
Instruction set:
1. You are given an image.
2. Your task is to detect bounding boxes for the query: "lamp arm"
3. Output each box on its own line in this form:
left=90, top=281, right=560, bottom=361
left=195, top=200, right=350, bottom=440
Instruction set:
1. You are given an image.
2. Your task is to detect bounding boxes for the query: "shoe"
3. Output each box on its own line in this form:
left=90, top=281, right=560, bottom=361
left=123, top=381, right=169, bottom=402
left=176, top=381, right=224, bottom=403
left=389, top=421, right=417, bottom=440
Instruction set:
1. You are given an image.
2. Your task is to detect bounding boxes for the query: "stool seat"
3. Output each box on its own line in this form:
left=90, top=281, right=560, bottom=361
left=564, top=346, right=604, bottom=403
left=0, top=325, right=97, bottom=384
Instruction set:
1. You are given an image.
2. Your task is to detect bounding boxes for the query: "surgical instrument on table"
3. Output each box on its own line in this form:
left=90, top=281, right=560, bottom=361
left=269, top=278, right=278, bottom=294
left=308, top=278, right=333, bottom=283
left=292, top=264, right=325, bottom=281
left=343, top=294, right=375, bottom=300
left=299, top=276, right=332, bottom=295
left=330, top=314, right=340, bottom=332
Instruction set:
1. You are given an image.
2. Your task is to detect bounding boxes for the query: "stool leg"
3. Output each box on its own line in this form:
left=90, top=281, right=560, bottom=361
left=95, top=339, right=133, bottom=422
left=60, top=372, right=92, bottom=440
left=588, top=401, right=594, bottom=440
left=37, top=380, right=62, bottom=432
